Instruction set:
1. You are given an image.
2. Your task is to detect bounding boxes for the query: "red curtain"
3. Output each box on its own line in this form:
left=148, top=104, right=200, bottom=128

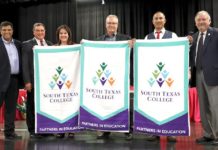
left=0, top=89, right=26, bottom=123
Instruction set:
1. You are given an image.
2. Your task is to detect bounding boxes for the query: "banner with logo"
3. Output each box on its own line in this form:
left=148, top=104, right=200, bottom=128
left=134, top=38, right=190, bottom=136
left=34, top=45, right=81, bottom=133
left=80, top=40, right=130, bottom=132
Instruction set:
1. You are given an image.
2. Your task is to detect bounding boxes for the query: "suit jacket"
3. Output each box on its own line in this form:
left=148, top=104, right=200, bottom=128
left=22, top=38, right=52, bottom=86
left=190, top=27, right=218, bottom=86
left=0, top=38, right=22, bottom=92
left=96, top=33, right=131, bottom=41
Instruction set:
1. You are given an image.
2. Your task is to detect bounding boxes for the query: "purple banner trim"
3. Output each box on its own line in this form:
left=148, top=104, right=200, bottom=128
left=134, top=111, right=190, bottom=136
left=80, top=107, right=129, bottom=131
left=36, top=114, right=82, bottom=133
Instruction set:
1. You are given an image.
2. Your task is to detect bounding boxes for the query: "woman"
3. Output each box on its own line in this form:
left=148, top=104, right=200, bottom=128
left=55, top=24, right=75, bottom=138
left=55, top=24, right=75, bottom=46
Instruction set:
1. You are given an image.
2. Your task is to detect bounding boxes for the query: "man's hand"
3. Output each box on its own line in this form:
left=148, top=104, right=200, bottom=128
left=187, top=35, right=193, bottom=45
left=25, top=82, right=32, bottom=92
left=189, top=67, right=191, bottom=80
left=128, top=38, right=136, bottom=48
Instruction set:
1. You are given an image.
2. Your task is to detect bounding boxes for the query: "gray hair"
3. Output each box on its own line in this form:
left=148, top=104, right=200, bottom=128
left=195, top=10, right=211, bottom=22
left=106, top=15, right=119, bottom=23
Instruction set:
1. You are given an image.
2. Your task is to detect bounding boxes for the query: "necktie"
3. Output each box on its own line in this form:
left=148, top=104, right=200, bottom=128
left=40, top=40, right=44, bottom=46
left=196, top=32, right=204, bottom=70
left=156, top=31, right=161, bottom=39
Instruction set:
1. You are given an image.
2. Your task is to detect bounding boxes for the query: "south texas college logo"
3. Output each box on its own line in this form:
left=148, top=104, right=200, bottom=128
left=147, top=62, right=174, bottom=87
left=92, top=62, right=115, bottom=86
left=48, top=66, right=72, bottom=90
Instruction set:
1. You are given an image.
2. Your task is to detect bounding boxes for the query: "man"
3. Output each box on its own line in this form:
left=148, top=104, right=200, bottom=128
left=144, top=11, right=177, bottom=142
left=145, top=11, right=177, bottom=39
left=96, top=14, right=133, bottom=140
left=189, top=10, right=218, bottom=145
left=0, top=21, right=23, bottom=139
left=22, top=23, right=52, bottom=138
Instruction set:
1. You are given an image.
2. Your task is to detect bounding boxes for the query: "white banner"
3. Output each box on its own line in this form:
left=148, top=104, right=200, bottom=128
left=80, top=40, right=130, bottom=131
left=134, top=38, right=190, bottom=136
left=34, top=45, right=81, bottom=133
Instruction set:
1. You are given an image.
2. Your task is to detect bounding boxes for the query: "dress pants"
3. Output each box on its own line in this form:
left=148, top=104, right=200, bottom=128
left=196, top=70, right=218, bottom=139
left=0, top=75, right=19, bottom=135
left=129, top=97, right=133, bottom=133
left=26, top=89, right=35, bottom=133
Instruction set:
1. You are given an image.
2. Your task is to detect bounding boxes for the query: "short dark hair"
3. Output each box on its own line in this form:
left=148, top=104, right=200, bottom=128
left=0, top=21, right=13, bottom=30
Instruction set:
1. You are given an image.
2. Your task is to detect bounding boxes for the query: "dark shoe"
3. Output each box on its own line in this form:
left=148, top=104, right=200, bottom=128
left=145, top=135, right=160, bottom=141
left=97, top=132, right=110, bottom=139
left=196, top=136, right=213, bottom=144
left=30, top=133, right=42, bottom=139
left=68, top=133, right=74, bottom=138
left=5, top=133, right=22, bottom=140
left=125, top=133, right=133, bottom=140
left=211, top=139, right=218, bottom=145
left=56, top=133, right=65, bottom=138
left=167, top=136, right=177, bottom=142
left=40, top=134, right=54, bottom=137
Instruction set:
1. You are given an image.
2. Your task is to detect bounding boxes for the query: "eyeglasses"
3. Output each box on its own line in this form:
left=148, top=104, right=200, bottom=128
left=107, top=22, right=118, bottom=25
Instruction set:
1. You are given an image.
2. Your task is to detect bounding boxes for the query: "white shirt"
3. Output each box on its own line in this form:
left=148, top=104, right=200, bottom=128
left=2, top=37, right=19, bottom=74
left=144, top=28, right=178, bottom=39
left=35, top=38, right=48, bottom=46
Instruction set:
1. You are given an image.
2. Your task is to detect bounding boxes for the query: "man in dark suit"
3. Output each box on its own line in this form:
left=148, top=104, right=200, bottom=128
left=144, top=11, right=177, bottom=142
left=189, top=10, right=218, bottom=145
left=0, top=21, right=23, bottom=139
left=22, top=23, right=52, bottom=138
left=96, top=14, right=133, bottom=140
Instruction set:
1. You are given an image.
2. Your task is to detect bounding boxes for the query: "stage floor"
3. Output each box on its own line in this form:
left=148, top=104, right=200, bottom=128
left=0, top=121, right=216, bottom=150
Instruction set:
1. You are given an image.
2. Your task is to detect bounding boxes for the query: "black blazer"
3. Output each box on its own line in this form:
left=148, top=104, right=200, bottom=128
left=190, top=27, right=218, bottom=86
left=0, top=38, right=22, bottom=92
left=22, top=38, right=52, bottom=86
left=96, top=33, right=131, bottom=41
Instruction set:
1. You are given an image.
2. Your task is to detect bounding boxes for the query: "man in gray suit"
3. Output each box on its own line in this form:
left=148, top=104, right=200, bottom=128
left=190, top=10, right=218, bottom=145
left=96, top=14, right=133, bottom=140
left=22, top=23, right=52, bottom=138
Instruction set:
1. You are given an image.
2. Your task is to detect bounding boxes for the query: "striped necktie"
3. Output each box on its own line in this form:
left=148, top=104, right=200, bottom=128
left=40, top=40, right=44, bottom=46
left=196, top=32, right=204, bottom=70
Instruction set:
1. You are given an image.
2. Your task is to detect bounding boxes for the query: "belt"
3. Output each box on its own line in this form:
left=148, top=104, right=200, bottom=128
left=11, top=74, right=19, bottom=78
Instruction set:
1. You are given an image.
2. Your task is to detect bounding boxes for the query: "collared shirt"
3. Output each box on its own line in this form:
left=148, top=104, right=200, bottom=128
left=144, top=28, right=178, bottom=39
left=195, top=31, right=207, bottom=63
left=105, top=33, right=117, bottom=41
left=35, top=38, right=48, bottom=46
left=2, top=37, right=19, bottom=74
